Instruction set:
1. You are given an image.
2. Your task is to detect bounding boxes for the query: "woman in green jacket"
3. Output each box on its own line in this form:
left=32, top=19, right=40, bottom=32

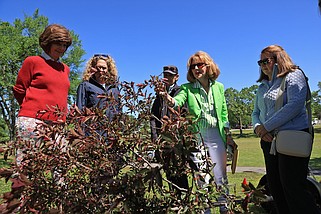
left=160, top=51, right=232, bottom=213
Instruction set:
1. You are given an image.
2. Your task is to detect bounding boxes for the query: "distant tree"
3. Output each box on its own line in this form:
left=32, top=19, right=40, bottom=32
left=225, top=85, right=258, bottom=135
left=225, top=88, right=239, bottom=127
left=0, top=9, right=85, bottom=141
left=240, top=85, right=258, bottom=123
left=0, top=116, right=9, bottom=142
left=311, top=82, right=321, bottom=120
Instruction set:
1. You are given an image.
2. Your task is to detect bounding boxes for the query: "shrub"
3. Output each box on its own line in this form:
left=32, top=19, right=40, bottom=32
left=0, top=77, right=242, bottom=213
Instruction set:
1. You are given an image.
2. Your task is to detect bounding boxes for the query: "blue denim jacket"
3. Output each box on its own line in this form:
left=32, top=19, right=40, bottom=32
left=252, top=66, right=308, bottom=133
left=76, top=77, right=121, bottom=120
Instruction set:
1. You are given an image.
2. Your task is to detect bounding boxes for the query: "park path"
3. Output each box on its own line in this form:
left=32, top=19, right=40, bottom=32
left=228, top=166, right=321, bottom=176
left=227, top=166, right=266, bottom=174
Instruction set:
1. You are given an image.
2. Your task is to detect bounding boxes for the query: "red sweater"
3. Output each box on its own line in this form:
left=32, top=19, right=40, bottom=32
left=13, top=56, right=70, bottom=121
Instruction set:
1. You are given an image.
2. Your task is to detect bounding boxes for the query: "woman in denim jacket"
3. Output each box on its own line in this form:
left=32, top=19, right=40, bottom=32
left=76, top=54, right=121, bottom=120
left=252, top=45, right=319, bottom=214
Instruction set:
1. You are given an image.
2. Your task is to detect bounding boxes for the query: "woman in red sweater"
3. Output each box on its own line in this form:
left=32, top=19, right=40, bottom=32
left=13, top=24, right=72, bottom=166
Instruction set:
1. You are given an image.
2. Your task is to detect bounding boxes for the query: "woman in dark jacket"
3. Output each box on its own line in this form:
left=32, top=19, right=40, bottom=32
left=76, top=54, right=121, bottom=120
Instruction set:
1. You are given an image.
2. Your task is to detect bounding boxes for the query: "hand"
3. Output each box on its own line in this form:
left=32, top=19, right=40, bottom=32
left=154, top=77, right=174, bottom=106
left=159, top=92, right=175, bottom=107
left=226, top=135, right=237, bottom=162
left=154, top=79, right=166, bottom=95
left=261, top=133, right=274, bottom=142
left=255, top=125, right=273, bottom=142
left=161, top=77, right=169, bottom=85
left=227, top=135, right=237, bottom=150
left=90, top=67, right=97, bottom=74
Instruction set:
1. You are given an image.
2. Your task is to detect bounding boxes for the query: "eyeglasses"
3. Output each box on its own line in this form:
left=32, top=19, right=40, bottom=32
left=257, top=58, right=273, bottom=66
left=190, top=63, right=207, bottom=70
left=94, top=54, right=109, bottom=58
left=163, top=66, right=177, bottom=72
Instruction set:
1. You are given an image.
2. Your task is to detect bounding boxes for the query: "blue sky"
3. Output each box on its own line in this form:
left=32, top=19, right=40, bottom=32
left=1, top=0, right=320, bottom=91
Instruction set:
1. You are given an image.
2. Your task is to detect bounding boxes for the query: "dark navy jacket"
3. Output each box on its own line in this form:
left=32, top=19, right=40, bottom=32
left=150, top=83, right=186, bottom=141
left=76, top=77, right=121, bottom=120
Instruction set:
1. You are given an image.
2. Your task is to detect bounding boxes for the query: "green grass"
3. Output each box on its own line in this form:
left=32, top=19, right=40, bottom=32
left=228, top=125, right=321, bottom=187
left=309, top=125, right=321, bottom=170
left=225, top=130, right=268, bottom=213
left=0, top=154, right=12, bottom=200
left=230, top=125, right=321, bottom=169
left=231, top=131, right=265, bottom=167
left=0, top=178, right=11, bottom=194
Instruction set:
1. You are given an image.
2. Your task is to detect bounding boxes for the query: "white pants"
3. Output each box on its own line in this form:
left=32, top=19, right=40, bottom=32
left=191, top=127, right=228, bottom=187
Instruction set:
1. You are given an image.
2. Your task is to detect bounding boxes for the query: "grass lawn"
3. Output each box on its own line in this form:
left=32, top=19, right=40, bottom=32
left=0, top=157, right=12, bottom=194
left=231, top=125, right=321, bottom=169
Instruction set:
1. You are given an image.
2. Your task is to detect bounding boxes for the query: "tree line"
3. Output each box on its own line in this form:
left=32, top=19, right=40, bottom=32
left=1, top=10, right=320, bottom=141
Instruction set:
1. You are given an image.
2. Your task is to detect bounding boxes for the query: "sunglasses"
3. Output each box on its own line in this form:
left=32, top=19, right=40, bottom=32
left=94, top=54, right=109, bottom=58
left=257, top=58, right=273, bottom=66
left=190, top=63, right=207, bottom=70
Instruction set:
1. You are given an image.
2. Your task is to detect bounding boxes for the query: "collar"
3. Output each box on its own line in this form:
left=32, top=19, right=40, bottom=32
left=167, top=83, right=177, bottom=91
left=89, top=77, right=115, bottom=91
left=41, top=52, right=61, bottom=63
left=193, top=79, right=214, bottom=89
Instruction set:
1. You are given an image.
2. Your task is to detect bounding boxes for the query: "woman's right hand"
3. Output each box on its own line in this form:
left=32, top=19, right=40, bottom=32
left=154, top=78, right=174, bottom=106
left=159, top=92, right=175, bottom=107
left=154, top=77, right=166, bottom=94
left=90, top=67, right=97, bottom=74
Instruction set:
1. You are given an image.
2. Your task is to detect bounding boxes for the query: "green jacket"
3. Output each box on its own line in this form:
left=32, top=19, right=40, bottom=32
left=174, top=81, right=229, bottom=144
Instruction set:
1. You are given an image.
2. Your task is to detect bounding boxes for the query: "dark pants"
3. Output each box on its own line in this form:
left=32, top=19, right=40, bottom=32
left=261, top=140, right=320, bottom=214
left=166, top=172, right=189, bottom=193
left=159, top=149, right=189, bottom=197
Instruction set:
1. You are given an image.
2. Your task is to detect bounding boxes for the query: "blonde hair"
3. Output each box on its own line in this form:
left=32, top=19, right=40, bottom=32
left=82, top=55, right=118, bottom=83
left=186, top=51, right=220, bottom=83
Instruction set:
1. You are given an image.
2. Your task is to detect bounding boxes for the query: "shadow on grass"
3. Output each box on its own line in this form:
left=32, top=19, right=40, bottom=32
left=0, top=156, right=12, bottom=169
left=233, top=132, right=257, bottom=138
left=314, top=126, right=321, bottom=134
left=309, top=157, right=321, bottom=170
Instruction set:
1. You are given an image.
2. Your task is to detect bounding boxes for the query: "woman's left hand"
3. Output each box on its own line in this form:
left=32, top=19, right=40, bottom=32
left=226, top=135, right=237, bottom=150
left=261, top=132, right=274, bottom=142
left=255, top=125, right=273, bottom=142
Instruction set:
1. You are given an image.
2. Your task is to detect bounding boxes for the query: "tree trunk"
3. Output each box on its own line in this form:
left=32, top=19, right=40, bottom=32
left=239, top=117, right=243, bottom=136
